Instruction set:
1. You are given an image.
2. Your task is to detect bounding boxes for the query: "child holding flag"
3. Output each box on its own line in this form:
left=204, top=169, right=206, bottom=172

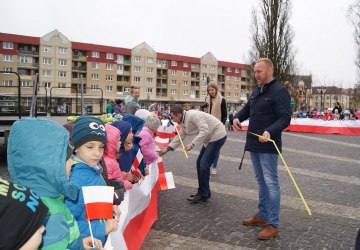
left=65, top=116, right=119, bottom=245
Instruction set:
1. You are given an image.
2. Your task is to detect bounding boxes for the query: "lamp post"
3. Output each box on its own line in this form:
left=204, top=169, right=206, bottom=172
left=298, top=81, right=304, bottom=110
left=317, top=87, right=326, bottom=111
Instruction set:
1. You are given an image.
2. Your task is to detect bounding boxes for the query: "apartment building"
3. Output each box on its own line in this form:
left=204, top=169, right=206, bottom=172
left=0, top=30, right=252, bottom=114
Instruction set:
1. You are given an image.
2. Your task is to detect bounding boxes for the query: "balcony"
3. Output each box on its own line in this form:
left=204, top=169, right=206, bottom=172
left=72, top=55, right=87, bottom=61
left=18, top=49, right=39, bottom=56
left=72, top=78, right=87, bottom=84
left=156, top=83, right=167, bottom=88
left=72, top=66, right=87, bottom=72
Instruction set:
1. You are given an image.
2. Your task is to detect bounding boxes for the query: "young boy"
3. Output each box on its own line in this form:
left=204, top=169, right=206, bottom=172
left=66, top=116, right=118, bottom=245
left=7, top=118, right=103, bottom=249
left=0, top=177, right=48, bottom=250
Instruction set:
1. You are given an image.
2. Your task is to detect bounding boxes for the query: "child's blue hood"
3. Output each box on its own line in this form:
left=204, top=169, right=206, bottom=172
left=7, top=118, right=78, bottom=200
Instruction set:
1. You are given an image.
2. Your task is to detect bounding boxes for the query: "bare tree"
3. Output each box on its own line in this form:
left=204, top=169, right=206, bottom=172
left=249, top=0, right=297, bottom=84
left=347, top=0, right=360, bottom=83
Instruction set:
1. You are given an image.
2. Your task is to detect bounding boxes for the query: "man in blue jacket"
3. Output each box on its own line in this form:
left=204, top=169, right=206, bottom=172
left=233, top=58, right=291, bottom=240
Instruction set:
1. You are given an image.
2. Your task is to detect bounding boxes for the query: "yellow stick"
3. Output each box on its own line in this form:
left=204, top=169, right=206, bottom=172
left=174, top=123, right=188, bottom=158
left=248, top=132, right=312, bottom=216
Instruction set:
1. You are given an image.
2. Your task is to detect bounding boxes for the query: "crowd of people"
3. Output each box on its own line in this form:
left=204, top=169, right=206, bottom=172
left=1, top=57, right=359, bottom=249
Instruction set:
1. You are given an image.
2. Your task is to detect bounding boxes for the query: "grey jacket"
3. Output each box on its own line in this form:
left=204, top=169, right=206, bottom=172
left=169, top=109, right=227, bottom=149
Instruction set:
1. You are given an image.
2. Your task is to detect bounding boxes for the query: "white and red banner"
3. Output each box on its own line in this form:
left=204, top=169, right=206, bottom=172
left=132, top=149, right=143, bottom=169
left=157, top=157, right=175, bottom=191
left=82, top=186, right=114, bottom=221
left=240, top=118, right=360, bottom=135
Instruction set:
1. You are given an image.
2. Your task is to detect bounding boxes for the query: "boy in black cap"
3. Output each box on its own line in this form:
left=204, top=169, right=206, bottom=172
left=0, top=177, right=48, bottom=250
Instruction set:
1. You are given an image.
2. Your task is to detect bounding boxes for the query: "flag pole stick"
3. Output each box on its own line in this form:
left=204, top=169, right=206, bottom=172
left=248, top=131, right=312, bottom=216
left=173, top=123, right=188, bottom=158
left=87, top=220, right=95, bottom=247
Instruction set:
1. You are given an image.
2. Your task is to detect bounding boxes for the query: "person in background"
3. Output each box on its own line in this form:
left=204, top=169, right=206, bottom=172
left=159, top=105, right=227, bottom=204
left=7, top=118, right=104, bottom=249
left=233, top=58, right=291, bottom=240
left=148, top=101, right=159, bottom=117
left=0, top=177, right=48, bottom=250
left=332, top=101, right=343, bottom=120
left=106, top=99, right=115, bottom=115
left=204, top=83, right=227, bottom=175
left=114, top=99, right=125, bottom=116
left=124, top=86, right=141, bottom=114
left=66, top=116, right=118, bottom=246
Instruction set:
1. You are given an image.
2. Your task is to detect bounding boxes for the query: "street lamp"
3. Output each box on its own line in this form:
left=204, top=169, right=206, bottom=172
left=316, top=87, right=326, bottom=111
left=298, top=80, right=304, bottom=110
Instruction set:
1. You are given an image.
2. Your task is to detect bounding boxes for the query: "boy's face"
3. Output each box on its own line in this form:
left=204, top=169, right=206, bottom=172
left=124, top=130, right=133, bottom=151
left=19, top=225, right=45, bottom=250
left=75, top=141, right=105, bottom=167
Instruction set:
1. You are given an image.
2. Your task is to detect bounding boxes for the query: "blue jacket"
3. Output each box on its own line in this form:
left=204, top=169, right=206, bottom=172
left=118, top=135, right=147, bottom=175
left=7, top=118, right=82, bottom=249
left=235, top=79, right=291, bottom=153
left=65, top=161, right=108, bottom=245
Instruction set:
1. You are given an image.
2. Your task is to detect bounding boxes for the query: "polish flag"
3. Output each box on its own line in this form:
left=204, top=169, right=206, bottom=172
left=157, top=157, right=175, bottom=190
left=132, top=149, right=143, bottom=169
left=82, top=186, right=114, bottom=221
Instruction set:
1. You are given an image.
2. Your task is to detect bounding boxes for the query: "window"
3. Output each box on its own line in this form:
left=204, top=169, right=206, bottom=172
left=146, top=78, right=153, bottom=84
left=105, top=86, right=113, bottom=91
left=92, top=63, right=99, bottom=69
left=146, top=68, right=153, bottom=74
left=146, top=88, right=153, bottom=93
left=147, top=57, right=153, bottom=64
left=106, top=64, right=113, bottom=70
left=21, top=80, right=30, bottom=87
left=43, top=82, right=51, bottom=88
left=43, top=46, right=52, bottom=53
left=202, top=73, right=207, bottom=79
left=201, top=91, right=207, bottom=97
left=106, top=75, right=113, bottom=81
left=183, top=72, right=189, bottom=77
left=134, top=66, right=141, bottom=73
left=202, top=64, right=207, bottom=69
left=43, top=58, right=52, bottom=65
left=234, top=76, right=239, bottom=81
left=235, top=68, right=240, bottom=73
left=234, top=92, right=239, bottom=97
left=59, top=59, right=67, bottom=66
left=170, top=70, right=176, bottom=76
left=3, top=55, right=13, bottom=62
left=117, top=65, right=123, bottom=71
left=57, top=83, right=66, bottom=88
left=235, top=84, right=239, bottom=89
left=92, top=51, right=99, bottom=58
left=211, top=65, right=216, bottom=70
left=91, top=84, right=99, bottom=90
left=106, top=53, right=114, bottom=59
left=134, top=56, right=141, bottom=62
left=182, top=90, right=187, bottom=95
left=3, top=42, right=13, bottom=49
left=226, top=92, right=231, bottom=97
left=226, top=84, right=231, bottom=89
left=227, top=67, right=232, bottom=72
left=124, top=87, right=130, bottom=93
left=171, top=89, right=177, bottom=94
left=59, top=47, right=68, bottom=54
left=241, top=70, right=247, bottom=77
left=3, top=67, right=12, bottom=73
left=171, top=61, right=177, bottom=66
left=91, top=74, right=99, bottom=80
left=241, top=77, right=246, bottom=82
left=3, top=80, right=13, bottom=86
left=183, top=62, right=189, bottom=67
left=191, top=64, right=198, bottom=69
left=117, top=55, right=123, bottom=61
left=43, top=70, right=51, bottom=77
left=171, top=80, right=177, bottom=85
left=58, top=71, right=67, bottom=78
left=226, top=75, right=231, bottom=80
left=18, top=56, right=32, bottom=63
left=182, top=80, right=188, bottom=86
left=134, top=76, right=141, bottom=83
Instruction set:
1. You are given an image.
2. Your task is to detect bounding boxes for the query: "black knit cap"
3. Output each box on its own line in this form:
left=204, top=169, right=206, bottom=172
left=0, top=178, right=49, bottom=250
left=71, top=116, right=107, bottom=151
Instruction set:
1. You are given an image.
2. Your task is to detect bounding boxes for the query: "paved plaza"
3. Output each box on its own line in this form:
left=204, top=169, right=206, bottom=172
left=1, top=130, right=359, bottom=249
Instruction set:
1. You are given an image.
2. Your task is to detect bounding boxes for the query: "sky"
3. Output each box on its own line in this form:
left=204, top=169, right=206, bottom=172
left=0, top=0, right=357, bottom=88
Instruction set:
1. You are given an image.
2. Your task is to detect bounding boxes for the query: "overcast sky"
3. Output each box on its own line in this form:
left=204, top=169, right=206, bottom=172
left=0, top=0, right=357, bottom=88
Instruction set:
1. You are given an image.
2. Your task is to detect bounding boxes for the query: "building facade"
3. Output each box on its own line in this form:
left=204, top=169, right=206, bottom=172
left=0, top=30, right=252, bottom=115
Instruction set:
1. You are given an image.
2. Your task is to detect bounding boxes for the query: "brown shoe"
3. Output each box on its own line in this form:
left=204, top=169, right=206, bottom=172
left=257, top=225, right=279, bottom=240
left=242, top=214, right=266, bottom=226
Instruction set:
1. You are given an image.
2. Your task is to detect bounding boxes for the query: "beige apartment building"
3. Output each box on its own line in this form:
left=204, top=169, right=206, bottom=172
left=0, top=29, right=252, bottom=115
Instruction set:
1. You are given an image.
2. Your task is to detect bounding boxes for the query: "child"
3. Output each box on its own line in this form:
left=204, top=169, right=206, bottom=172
left=0, top=177, right=48, bottom=250
left=103, top=123, right=133, bottom=190
left=66, top=116, right=118, bottom=245
left=7, top=118, right=103, bottom=249
left=138, top=112, right=161, bottom=166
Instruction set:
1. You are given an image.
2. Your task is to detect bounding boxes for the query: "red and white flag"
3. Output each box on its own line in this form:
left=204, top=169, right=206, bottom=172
left=82, top=186, right=114, bottom=221
left=133, top=149, right=143, bottom=169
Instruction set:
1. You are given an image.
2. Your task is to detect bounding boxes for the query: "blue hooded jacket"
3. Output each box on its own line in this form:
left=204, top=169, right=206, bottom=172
left=7, top=118, right=82, bottom=249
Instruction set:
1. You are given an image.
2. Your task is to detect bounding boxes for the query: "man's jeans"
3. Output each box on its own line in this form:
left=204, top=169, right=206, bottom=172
left=250, top=152, right=280, bottom=227
left=196, top=136, right=227, bottom=197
